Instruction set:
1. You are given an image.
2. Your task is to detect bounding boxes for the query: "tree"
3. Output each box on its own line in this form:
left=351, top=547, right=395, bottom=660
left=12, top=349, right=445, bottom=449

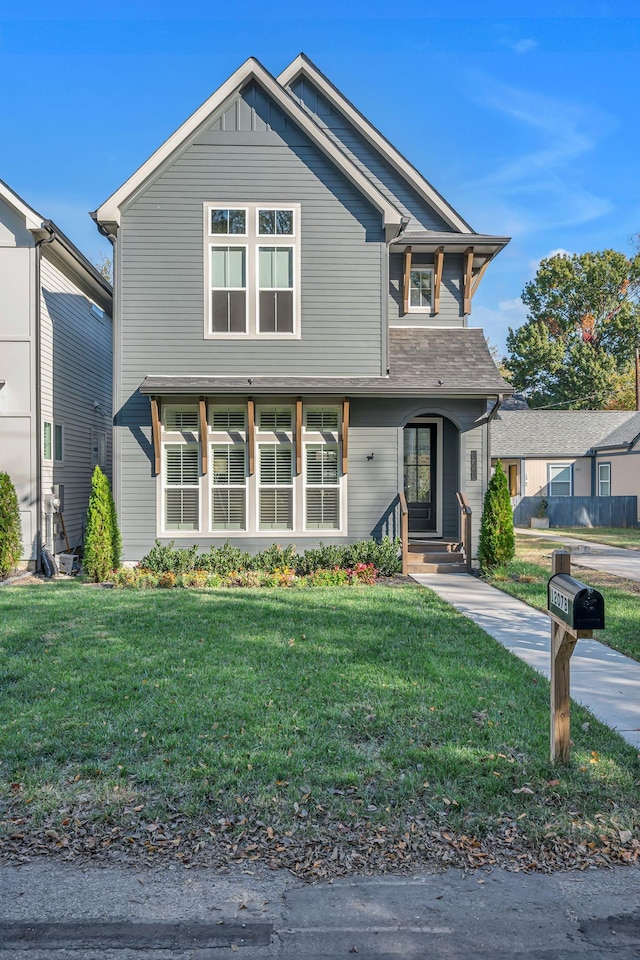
left=83, top=466, right=121, bottom=582
left=506, top=249, right=640, bottom=409
left=94, top=253, right=113, bottom=284
left=478, top=461, right=514, bottom=573
left=0, top=472, right=22, bottom=579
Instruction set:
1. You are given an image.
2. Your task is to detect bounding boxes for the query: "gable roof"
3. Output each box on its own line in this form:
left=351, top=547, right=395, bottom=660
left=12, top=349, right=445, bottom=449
left=278, top=54, right=472, bottom=234
left=140, top=328, right=511, bottom=399
left=492, top=410, right=640, bottom=459
left=92, top=57, right=403, bottom=235
left=0, top=179, right=112, bottom=307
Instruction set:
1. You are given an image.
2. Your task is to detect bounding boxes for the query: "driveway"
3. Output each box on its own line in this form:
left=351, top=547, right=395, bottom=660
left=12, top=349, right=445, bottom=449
left=516, top=528, right=640, bottom=583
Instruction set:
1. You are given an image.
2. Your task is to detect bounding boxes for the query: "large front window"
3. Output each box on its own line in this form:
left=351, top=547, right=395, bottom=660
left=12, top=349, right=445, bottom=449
left=206, top=203, right=299, bottom=338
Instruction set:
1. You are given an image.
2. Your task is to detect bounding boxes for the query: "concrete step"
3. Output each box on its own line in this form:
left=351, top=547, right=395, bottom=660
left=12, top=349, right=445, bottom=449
left=409, top=551, right=464, bottom=564
left=408, top=561, right=468, bottom=574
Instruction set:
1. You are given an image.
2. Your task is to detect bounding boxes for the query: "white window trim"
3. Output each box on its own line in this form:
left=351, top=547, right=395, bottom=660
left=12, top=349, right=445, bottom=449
left=163, top=403, right=200, bottom=433
left=43, top=420, right=53, bottom=462
left=598, top=461, right=611, bottom=497
left=256, top=440, right=295, bottom=532
left=161, top=442, right=201, bottom=533
left=210, top=440, right=248, bottom=532
left=407, top=266, right=434, bottom=314
left=548, top=463, right=573, bottom=497
left=203, top=202, right=301, bottom=341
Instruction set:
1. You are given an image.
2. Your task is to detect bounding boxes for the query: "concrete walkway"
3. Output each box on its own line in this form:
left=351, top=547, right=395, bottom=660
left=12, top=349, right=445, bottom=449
left=516, top=527, right=640, bottom=583
left=412, top=572, right=640, bottom=749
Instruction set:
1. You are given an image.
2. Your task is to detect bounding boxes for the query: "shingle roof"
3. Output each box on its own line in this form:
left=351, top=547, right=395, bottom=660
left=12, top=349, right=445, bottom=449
left=492, top=410, right=640, bottom=458
left=140, top=328, right=511, bottom=398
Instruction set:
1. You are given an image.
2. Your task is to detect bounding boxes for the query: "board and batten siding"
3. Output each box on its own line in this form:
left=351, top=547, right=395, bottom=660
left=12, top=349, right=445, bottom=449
left=288, top=76, right=452, bottom=234
left=40, top=249, right=113, bottom=555
left=0, top=199, right=37, bottom=561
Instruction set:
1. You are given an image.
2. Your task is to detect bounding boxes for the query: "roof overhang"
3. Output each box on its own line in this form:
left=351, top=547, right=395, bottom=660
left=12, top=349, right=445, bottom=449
left=0, top=178, right=44, bottom=231
left=92, top=57, right=403, bottom=237
left=390, top=232, right=510, bottom=262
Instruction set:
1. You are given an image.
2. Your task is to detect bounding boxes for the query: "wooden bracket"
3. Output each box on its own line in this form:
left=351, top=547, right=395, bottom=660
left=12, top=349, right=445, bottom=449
left=470, top=257, right=491, bottom=299
left=150, top=396, right=161, bottom=476
left=199, top=397, right=208, bottom=476
left=342, top=398, right=350, bottom=475
left=296, top=398, right=302, bottom=476
left=433, top=246, right=444, bottom=315
left=402, top=246, right=412, bottom=315
left=247, top=398, right=255, bottom=476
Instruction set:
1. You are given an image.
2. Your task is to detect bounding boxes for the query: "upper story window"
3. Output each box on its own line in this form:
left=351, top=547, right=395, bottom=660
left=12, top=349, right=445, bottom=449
left=408, top=268, right=433, bottom=312
left=205, top=203, right=300, bottom=340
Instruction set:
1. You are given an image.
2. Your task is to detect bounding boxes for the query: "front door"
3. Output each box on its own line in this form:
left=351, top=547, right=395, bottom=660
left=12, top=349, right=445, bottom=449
left=404, top=423, right=437, bottom=534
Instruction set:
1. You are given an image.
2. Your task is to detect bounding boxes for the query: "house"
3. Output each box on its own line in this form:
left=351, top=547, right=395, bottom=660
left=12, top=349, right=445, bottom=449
left=492, top=409, right=640, bottom=525
left=0, top=180, right=113, bottom=568
left=91, top=54, right=510, bottom=566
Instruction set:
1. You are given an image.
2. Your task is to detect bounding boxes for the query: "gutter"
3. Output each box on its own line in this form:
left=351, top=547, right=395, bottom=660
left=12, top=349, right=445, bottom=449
left=34, top=224, right=56, bottom=570
left=485, top=393, right=504, bottom=486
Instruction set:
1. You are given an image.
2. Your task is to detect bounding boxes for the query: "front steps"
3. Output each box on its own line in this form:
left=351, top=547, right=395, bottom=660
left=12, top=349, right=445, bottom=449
left=407, top=539, right=467, bottom=574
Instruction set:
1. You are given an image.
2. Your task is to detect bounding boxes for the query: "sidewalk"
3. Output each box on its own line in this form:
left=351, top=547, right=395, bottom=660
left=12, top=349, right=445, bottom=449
left=516, top=527, right=640, bottom=583
left=412, top=572, right=640, bottom=749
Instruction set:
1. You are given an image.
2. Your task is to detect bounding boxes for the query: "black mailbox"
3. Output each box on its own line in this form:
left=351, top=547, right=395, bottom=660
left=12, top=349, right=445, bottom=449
left=547, top=574, right=605, bottom=631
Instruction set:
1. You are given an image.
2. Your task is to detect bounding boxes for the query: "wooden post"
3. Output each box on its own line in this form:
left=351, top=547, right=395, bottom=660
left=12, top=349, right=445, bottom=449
left=550, top=550, right=576, bottom=764
left=399, top=491, right=408, bottom=576
left=150, top=397, right=161, bottom=476
left=247, top=398, right=255, bottom=476
left=433, top=246, right=444, bottom=314
left=198, top=397, right=208, bottom=477
left=342, top=398, right=350, bottom=475
left=296, top=398, right=302, bottom=476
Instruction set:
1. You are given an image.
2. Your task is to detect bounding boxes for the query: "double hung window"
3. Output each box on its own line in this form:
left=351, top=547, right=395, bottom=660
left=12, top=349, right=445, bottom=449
left=408, top=268, right=433, bottom=312
left=206, top=203, right=299, bottom=338
left=598, top=462, right=611, bottom=497
left=210, top=405, right=247, bottom=531
left=548, top=463, right=572, bottom=497
left=303, top=406, right=341, bottom=530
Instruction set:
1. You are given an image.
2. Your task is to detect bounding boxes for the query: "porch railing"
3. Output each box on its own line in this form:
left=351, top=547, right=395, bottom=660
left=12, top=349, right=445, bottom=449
left=398, top=491, right=409, bottom=575
left=455, top=491, right=473, bottom=573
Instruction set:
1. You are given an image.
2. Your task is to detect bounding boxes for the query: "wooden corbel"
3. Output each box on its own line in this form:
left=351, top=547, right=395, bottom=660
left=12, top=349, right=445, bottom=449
left=247, top=398, right=255, bottom=476
left=463, top=246, right=474, bottom=315
left=402, top=246, right=412, bottom=315
left=199, top=397, right=208, bottom=476
left=433, top=246, right=444, bottom=315
left=342, top=398, right=350, bottom=475
left=150, top=396, right=161, bottom=476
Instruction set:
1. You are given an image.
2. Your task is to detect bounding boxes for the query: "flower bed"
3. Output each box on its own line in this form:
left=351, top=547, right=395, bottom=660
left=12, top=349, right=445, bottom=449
left=112, top=562, right=378, bottom=589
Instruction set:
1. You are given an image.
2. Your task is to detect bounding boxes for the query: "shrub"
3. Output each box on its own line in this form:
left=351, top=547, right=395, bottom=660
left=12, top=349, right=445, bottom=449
left=223, top=569, right=266, bottom=588
left=344, top=537, right=400, bottom=576
left=158, top=571, right=177, bottom=589
left=0, top=472, right=22, bottom=579
left=83, top=467, right=122, bottom=582
left=141, top=541, right=199, bottom=574
left=296, top=543, right=346, bottom=575
left=200, top=542, right=252, bottom=576
left=253, top=543, right=298, bottom=573
left=263, top=566, right=298, bottom=587
left=179, top=569, right=212, bottom=589
left=112, top=567, right=158, bottom=589
left=306, top=566, right=350, bottom=586
left=348, top=562, right=378, bottom=585
left=478, top=460, right=515, bottom=573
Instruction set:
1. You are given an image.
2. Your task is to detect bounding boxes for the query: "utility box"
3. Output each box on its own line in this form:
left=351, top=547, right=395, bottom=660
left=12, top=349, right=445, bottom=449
left=547, top=574, right=605, bottom=632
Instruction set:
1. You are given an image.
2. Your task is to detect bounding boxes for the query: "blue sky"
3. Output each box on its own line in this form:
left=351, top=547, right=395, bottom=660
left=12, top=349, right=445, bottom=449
left=1, top=1, right=639, bottom=354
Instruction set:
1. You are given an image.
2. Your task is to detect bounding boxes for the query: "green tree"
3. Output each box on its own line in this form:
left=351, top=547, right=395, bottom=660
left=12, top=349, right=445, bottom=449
left=478, top=461, right=514, bottom=573
left=506, top=249, right=640, bottom=409
left=83, top=466, right=121, bottom=582
left=94, top=253, right=113, bottom=284
left=0, top=471, right=22, bottom=579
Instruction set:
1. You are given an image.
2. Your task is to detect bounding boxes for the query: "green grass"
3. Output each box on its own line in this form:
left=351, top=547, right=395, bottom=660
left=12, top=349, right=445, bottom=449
left=485, top=537, right=640, bottom=662
left=1, top=582, right=639, bottom=866
left=531, top=526, right=640, bottom=551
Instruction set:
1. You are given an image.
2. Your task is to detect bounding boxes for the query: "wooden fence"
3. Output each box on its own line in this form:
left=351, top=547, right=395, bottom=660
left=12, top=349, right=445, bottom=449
left=513, top=496, right=638, bottom=528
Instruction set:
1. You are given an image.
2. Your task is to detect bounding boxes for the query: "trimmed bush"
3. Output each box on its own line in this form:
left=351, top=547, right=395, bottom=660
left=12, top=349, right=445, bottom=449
left=83, top=466, right=122, bottom=582
left=0, top=472, right=22, bottom=579
left=478, top=460, right=515, bottom=573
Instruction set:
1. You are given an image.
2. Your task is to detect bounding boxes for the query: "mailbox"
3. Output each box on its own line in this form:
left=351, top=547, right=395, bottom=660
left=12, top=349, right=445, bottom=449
left=547, top=574, right=605, bottom=632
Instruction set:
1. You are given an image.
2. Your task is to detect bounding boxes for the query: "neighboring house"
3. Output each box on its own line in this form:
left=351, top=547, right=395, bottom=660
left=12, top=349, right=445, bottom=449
left=492, top=409, right=640, bottom=521
left=0, top=180, right=113, bottom=567
left=92, top=54, right=510, bottom=565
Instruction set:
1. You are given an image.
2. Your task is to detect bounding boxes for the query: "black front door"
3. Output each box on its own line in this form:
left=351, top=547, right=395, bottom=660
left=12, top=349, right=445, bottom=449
left=404, top=424, right=437, bottom=534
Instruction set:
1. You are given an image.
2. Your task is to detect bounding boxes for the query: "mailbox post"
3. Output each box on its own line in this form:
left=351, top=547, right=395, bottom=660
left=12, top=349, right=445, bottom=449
left=547, top=550, right=605, bottom=764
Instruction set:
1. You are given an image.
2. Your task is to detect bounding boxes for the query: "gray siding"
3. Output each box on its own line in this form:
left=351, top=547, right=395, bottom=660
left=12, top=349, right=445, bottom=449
left=388, top=252, right=464, bottom=326
left=40, top=250, right=113, bottom=556
left=288, top=76, right=452, bottom=234
left=0, top=206, right=37, bottom=561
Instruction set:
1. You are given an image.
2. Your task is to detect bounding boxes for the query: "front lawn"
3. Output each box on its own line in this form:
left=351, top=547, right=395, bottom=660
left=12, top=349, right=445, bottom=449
left=485, top=535, right=640, bottom=662
left=1, top=582, right=639, bottom=877
left=526, top=526, right=640, bottom=552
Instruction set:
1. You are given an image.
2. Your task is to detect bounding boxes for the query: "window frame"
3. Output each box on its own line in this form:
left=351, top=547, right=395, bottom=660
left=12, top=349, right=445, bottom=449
left=54, top=423, right=64, bottom=464
left=598, top=461, right=612, bottom=497
left=43, top=420, right=52, bottom=462
left=407, top=267, right=434, bottom=314
left=548, top=463, right=573, bottom=497
left=204, top=202, right=300, bottom=340
left=163, top=442, right=201, bottom=532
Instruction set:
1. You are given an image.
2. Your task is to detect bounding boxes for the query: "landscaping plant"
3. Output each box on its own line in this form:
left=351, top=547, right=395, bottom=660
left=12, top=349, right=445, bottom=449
left=0, top=471, right=22, bottom=579
left=83, top=466, right=122, bottom=582
left=478, top=459, right=515, bottom=572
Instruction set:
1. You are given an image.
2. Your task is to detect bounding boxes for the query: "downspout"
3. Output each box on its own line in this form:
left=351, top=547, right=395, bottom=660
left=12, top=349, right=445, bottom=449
left=34, top=224, right=56, bottom=570
left=485, top=393, right=504, bottom=483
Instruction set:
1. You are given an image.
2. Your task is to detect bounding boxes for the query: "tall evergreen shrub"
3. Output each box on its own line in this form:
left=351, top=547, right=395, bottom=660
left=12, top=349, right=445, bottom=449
left=0, top=472, right=22, bottom=579
left=83, top=466, right=122, bottom=582
left=478, top=460, right=515, bottom=573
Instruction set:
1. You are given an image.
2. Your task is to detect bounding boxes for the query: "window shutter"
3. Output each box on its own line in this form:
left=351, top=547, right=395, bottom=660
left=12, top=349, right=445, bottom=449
left=259, top=489, right=293, bottom=529
left=165, top=489, right=199, bottom=530
left=165, top=407, right=199, bottom=431
left=211, top=408, right=246, bottom=431
left=259, top=445, right=293, bottom=484
left=306, top=489, right=339, bottom=529
left=212, top=444, right=246, bottom=484
left=212, top=488, right=246, bottom=529
left=166, top=445, right=199, bottom=484
left=306, top=409, right=339, bottom=432
left=259, top=408, right=293, bottom=431
left=306, top=445, right=338, bottom=484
